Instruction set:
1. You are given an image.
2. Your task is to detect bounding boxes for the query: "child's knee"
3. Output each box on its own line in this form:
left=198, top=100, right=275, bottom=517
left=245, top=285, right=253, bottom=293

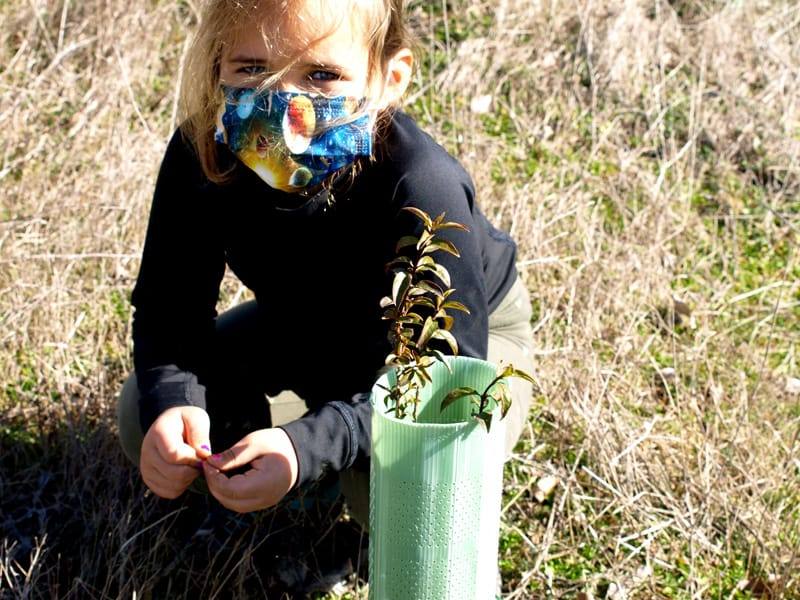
left=339, top=467, right=370, bottom=533
left=117, top=372, right=144, bottom=467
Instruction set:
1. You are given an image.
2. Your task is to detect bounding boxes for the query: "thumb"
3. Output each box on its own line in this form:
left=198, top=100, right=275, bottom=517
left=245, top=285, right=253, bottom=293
left=207, top=431, right=267, bottom=472
left=182, top=407, right=212, bottom=459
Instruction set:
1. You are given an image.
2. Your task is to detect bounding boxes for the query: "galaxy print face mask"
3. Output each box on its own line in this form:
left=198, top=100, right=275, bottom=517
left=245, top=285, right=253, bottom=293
left=215, top=86, right=373, bottom=193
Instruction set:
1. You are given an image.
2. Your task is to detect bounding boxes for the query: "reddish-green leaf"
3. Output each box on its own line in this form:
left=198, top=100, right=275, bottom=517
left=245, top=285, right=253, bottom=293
left=430, top=349, right=451, bottom=371
left=418, top=263, right=451, bottom=287
left=510, top=368, right=538, bottom=387
left=416, top=280, right=443, bottom=297
left=476, top=411, right=493, bottom=433
left=414, top=366, right=432, bottom=385
left=437, top=221, right=470, bottom=232
left=416, top=229, right=434, bottom=251
left=421, top=238, right=460, bottom=257
left=395, top=236, right=418, bottom=253
left=409, top=296, right=436, bottom=309
left=498, top=388, right=512, bottom=418
left=498, top=365, right=539, bottom=388
left=440, top=387, right=479, bottom=411
left=437, top=314, right=454, bottom=331
left=431, top=329, right=459, bottom=354
left=417, top=355, right=435, bottom=368
left=402, top=206, right=433, bottom=228
left=385, top=256, right=413, bottom=271
left=396, top=314, right=423, bottom=325
left=442, top=300, right=470, bottom=314
left=433, top=264, right=451, bottom=287
left=417, top=316, right=438, bottom=349
left=392, top=271, right=410, bottom=305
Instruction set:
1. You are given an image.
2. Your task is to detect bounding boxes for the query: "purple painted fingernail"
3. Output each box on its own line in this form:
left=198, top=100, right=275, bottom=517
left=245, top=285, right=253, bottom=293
left=212, top=454, right=222, bottom=461
left=201, top=444, right=211, bottom=452
left=194, top=462, right=204, bottom=470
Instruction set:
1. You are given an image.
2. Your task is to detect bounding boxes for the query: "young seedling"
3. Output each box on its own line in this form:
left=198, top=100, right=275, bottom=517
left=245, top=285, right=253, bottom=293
left=379, top=207, right=470, bottom=420
left=380, top=206, right=538, bottom=429
left=440, top=364, right=538, bottom=432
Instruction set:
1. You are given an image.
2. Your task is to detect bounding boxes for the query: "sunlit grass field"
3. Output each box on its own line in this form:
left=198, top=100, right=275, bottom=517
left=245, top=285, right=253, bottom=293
left=1, top=0, right=799, bottom=597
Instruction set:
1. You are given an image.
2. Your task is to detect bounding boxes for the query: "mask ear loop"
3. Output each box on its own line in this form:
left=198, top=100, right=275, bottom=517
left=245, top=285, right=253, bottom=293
left=320, top=59, right=397, bottom=135
left=308, top=52, right=398, bottom=135
left=360, top=61, right=401, bottom=144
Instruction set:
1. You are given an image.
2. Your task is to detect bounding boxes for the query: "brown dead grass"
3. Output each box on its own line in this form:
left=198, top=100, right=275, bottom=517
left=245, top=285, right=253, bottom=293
left=1, top=0, right=799, bottom=598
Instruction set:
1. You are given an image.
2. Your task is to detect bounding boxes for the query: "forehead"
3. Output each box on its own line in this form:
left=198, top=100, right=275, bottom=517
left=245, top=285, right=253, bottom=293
left=225, top=0, right=373, bottom=62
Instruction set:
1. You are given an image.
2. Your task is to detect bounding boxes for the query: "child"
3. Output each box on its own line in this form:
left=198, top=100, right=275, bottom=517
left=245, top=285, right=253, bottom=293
left=117, top=0, right=534, bottom=528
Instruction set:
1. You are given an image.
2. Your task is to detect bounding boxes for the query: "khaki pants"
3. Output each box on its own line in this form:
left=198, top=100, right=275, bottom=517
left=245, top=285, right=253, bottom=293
left=117, top=275, right=534, bottom=530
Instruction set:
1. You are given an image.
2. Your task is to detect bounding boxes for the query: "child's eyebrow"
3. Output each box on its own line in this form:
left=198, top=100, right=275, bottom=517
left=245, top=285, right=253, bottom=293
left=228, top=56, right=343, bottom=68
left=229, top=55, right=267, bottom=64
left=303, top=61, right=344, bottom=71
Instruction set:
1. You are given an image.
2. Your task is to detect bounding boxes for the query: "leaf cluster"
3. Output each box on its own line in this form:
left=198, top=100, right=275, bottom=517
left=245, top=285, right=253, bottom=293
left=380, top=208, right=538, bottom=431
left=440, top=364, right=538, bottom=432
left=380, top=207, right=470, bottom=420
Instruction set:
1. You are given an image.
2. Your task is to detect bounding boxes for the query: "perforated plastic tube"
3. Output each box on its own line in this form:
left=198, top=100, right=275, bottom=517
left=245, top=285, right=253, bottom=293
left=369, top=357, right=506, bottom=600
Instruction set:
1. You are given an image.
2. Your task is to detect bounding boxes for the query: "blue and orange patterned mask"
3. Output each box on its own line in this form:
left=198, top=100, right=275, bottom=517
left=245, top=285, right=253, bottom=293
left=215, top=86, right=373, bottom=193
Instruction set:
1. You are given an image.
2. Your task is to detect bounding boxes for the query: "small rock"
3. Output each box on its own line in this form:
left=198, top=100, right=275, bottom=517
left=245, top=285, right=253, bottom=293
left=534, top=475, right=559, bottom=502
left=470, top=95, right=492, bottom=114
left=786, top=377, right=800, bottom=395
left=634, top=565, right=652, bottom=581
left=606, top=582, right=627, bottom=600
left=541, top=51, right=558, bottom=69
left=657, top=367, right=676, bottom=381
left=661, top=252, right=678, bottom=270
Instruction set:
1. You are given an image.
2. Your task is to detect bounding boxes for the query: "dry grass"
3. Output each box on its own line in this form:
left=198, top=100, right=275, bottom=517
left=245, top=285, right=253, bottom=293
left=1, top=0, right=799, bottom=598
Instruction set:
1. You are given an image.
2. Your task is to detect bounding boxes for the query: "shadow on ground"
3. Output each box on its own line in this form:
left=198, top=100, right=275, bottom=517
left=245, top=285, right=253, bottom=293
left=0, top=407, right=368, bottom=599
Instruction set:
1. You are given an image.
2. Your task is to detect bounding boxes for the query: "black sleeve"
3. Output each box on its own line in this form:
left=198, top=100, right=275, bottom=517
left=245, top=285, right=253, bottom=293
left=278, top=393, right=371, bottom=489
left=131, top=129, right=226, bottom=433
left=279, top=150, right=489, bottom=488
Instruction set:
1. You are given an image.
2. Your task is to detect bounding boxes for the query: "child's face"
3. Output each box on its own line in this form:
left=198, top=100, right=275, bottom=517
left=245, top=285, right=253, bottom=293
left=219, top=0, right=375, bottom=100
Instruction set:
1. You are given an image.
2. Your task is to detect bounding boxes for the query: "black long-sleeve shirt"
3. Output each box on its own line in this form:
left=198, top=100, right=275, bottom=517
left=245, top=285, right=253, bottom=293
left=131, top=111, right=517, bottom=489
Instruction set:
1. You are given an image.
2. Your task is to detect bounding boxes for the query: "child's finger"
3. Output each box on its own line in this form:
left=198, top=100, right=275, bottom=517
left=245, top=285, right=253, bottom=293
left=162, top=460, right=204, bottom=485
left=203, top=463, right=254, bottom=512
left=144, top=443, right=202, bottom=484
left=153, top=428, right=202, bottom=465
left=182, top=409, right=212, bottom=459
left=143, top=467, right=188, bottom=499
left=207, top=437, right=263, bottom=472
left=143, top=460, right=199, bottom=499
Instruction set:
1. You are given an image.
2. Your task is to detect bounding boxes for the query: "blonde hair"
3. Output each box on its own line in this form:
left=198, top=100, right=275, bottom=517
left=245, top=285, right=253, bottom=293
left=179, top=0, right=414, bottom=184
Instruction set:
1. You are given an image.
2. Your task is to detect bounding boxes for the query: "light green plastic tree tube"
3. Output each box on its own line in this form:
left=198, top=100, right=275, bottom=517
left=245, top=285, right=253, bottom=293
left=369, top=356, right=506, bottom=600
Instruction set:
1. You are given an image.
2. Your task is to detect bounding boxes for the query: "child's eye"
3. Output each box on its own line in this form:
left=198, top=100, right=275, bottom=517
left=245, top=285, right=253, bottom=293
left=238, top=65, right=266, bottom=75
left=308, top=70, right=341, bottom=82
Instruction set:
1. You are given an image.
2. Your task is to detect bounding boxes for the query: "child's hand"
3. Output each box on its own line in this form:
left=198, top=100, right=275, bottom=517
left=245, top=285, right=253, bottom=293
left=202, top=428, right=298, bottom=513
left=140, top=406, right=212, bottom=499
